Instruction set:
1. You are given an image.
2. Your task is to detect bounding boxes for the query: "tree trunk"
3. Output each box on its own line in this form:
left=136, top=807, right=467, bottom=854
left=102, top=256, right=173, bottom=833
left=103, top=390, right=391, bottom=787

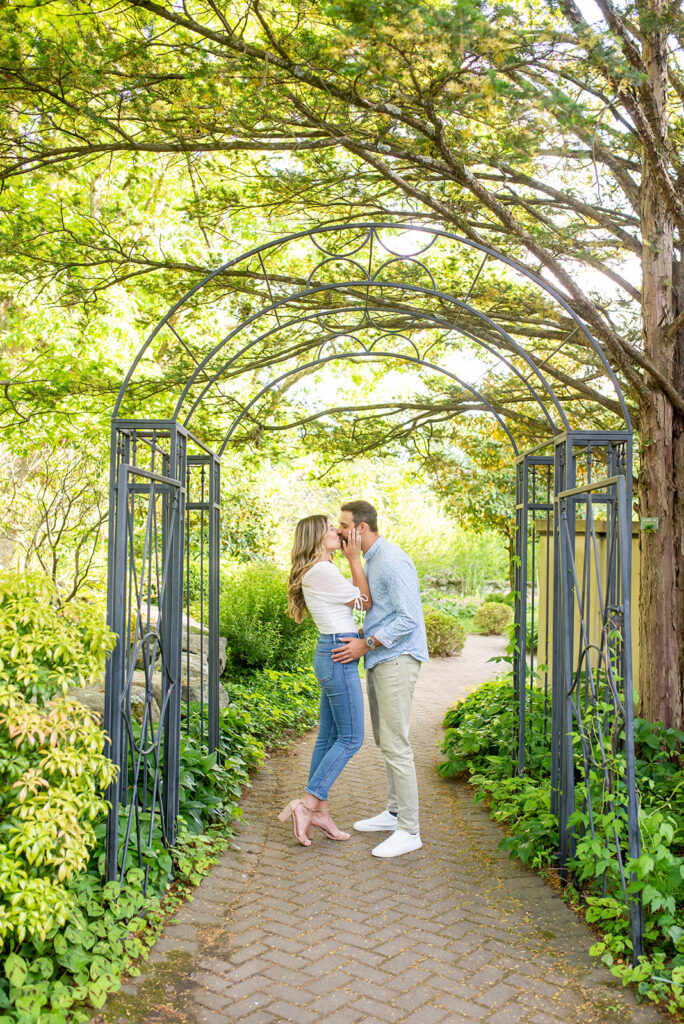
left=638, top=395, right=684, bottom=730
left=637, top=0, right=684, bottom=730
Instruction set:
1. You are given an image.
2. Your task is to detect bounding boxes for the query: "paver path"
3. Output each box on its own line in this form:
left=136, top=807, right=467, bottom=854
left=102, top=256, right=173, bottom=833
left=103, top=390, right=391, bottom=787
left=100, top=636, right=667, bottom=1024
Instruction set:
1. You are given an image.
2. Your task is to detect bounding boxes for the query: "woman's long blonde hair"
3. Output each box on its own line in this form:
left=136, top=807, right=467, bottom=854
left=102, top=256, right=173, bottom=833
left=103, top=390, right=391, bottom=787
left=287, top=514, right=329, bottom=622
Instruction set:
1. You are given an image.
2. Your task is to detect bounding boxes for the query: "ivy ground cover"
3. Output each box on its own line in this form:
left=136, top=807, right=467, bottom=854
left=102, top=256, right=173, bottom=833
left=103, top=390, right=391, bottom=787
left=438, top=678, right=684, bottom=1016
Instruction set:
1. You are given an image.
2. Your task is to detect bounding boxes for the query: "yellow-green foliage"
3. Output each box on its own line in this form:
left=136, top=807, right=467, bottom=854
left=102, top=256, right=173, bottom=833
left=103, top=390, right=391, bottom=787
left=0, top=572, right=114, bottom=701
left=0, top=573, right=117, bottom=946
left=472, top=601, right=514, bottom=635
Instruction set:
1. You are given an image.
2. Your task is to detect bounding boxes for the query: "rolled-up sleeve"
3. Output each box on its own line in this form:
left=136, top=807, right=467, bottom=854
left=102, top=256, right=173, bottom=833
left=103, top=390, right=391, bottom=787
left=373, top=561, right=421, bottom=649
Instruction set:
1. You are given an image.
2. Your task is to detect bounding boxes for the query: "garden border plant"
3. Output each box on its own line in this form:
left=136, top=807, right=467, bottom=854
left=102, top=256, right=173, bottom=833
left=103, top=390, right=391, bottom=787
left=0, top=570, right=322, bottom=1024
left=438, top=677, right=684, bottom=1016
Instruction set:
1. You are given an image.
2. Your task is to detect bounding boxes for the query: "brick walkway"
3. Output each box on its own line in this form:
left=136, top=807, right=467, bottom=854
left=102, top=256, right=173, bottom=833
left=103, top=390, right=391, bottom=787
left=100, top=637, right=666, bottom=1024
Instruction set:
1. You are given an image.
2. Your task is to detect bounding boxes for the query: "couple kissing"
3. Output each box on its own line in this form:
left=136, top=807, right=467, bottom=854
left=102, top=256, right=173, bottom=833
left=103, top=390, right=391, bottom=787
left=280, top=500, right=428, bottom=859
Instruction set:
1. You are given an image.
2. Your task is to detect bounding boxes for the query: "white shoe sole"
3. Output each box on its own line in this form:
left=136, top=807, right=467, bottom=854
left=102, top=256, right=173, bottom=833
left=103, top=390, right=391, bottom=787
left=372, top=837, right=422, bottom=858
left=353, top=822, right=397, bottom=832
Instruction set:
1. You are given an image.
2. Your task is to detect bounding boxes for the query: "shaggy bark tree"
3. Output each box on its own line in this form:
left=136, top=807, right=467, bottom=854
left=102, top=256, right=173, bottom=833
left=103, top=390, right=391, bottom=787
left=628, top=0, right=684, bottom=727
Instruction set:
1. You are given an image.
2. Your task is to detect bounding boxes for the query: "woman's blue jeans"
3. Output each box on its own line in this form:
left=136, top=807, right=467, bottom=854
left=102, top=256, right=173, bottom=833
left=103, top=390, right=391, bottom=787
left=306, top=633, right=364, bottom=801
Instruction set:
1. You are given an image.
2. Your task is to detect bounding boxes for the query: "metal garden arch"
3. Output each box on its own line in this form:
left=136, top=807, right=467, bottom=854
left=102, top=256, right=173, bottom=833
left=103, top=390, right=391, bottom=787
left=105, top=223, right=643, bottom=956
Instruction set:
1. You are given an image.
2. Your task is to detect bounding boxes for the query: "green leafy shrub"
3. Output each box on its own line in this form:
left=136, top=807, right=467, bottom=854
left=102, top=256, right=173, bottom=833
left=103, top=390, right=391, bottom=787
left=438, top=679, right=684, bottom=1013
left=220, top=562, right=317, bottom=670
left=472, top=601, right=514, bottom=635
left=481, top=593, right=535, bottom=648
left=0, top=569, right=320, bottom=1022
left=0, top=571, right=114, bottom=701
left=177, top=703, right=268, bottom=834
left=225, top=667, right=320, bottom=742
left=0, top=572, right=117, bottom=949
left=0, top=653, right=319, bottom=1024
left=483, top=592, right=515, bottom=607
left=0, top=568, right=319, bottom=1022
left=424, top=608, right=466, bottom=657
left=185, top=561, right=204, bottom=603
left=1, top=865, right=160, bottom=1022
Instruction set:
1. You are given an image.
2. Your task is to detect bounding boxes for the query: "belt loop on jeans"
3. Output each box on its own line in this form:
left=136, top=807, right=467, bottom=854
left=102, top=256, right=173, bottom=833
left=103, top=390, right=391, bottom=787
left=318, top=632, right=360, bottom=642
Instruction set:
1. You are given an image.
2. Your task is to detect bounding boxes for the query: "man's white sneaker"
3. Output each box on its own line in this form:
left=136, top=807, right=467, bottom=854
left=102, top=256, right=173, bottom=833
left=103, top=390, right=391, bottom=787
left=353, top=809, right=398, bottom=833
left=372, top=829, right=422, bottom=858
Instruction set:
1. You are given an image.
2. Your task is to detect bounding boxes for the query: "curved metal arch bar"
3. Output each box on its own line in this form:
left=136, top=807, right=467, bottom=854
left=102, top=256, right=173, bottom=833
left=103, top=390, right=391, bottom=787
left=316, top=333, right=372, bottom=360
left=307, top=254, right=372, bottom=287
left=370, top=255, right=439, bottom=293
left=367, top=333, right=421, bottom=359
left=180, top=300, right=558, bottom=435
left=112, top=221, right=630, bottom=430
left=176, top=281, right=567, bottom=432
left=217, top=350, right=520, bottom=458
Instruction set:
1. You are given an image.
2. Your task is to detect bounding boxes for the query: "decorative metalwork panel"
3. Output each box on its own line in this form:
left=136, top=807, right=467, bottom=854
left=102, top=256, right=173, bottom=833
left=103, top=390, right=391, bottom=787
left=555, top=433, right=642, bottom=957
left=104, top=422, right=221, bottom=888
left=112, top=223, right=631, bottom=442
left=104, top=422, right=186, bottom=886
left=514, top=432, right=641, bottom=955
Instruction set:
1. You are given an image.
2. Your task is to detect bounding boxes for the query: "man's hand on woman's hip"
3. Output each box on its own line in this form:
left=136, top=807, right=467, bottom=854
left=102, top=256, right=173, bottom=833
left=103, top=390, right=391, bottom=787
left=332, top=636, right=380, bottom=663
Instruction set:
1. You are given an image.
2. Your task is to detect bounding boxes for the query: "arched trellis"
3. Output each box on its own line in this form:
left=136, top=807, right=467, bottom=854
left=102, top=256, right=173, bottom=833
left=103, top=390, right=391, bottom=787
left=105, top=223, right=642, bottom=958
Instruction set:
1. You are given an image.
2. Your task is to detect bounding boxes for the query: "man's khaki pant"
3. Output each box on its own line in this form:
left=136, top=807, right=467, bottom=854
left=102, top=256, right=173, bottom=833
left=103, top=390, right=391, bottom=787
left=366, top=654, right=421, bottom=834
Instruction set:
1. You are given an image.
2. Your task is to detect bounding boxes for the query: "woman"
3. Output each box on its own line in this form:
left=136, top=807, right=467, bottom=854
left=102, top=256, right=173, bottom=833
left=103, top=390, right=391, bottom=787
left=280, top=514, right=371, bottom=846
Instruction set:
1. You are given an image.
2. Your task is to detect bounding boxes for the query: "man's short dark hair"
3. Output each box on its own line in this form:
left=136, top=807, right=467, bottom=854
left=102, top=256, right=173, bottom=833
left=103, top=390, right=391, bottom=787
left=341, top=500, right=378, bottom=533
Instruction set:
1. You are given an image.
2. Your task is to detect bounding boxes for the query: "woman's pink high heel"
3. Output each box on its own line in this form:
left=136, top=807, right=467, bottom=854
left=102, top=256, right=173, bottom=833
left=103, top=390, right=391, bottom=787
left=310, top=813, right=350, bottom=841
left=278, top=799, right=313, bottom=846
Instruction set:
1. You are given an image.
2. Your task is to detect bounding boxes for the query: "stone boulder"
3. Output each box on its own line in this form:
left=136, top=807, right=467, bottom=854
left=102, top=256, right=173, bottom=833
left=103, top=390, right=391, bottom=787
left=180, top=652, right=209, bottom=682
left=131, top=670, right=230, bottom=712
left=129, top=688, right=160, bottom=726
left=183, top=633, right=228, bottom=673
left=133, top=604, right=205, bottom=634
left=65, top=684, right=106, bottom=721
left=66, top=671, right=162, bottom=725
left=130, top=605, right=228, bottom=674
left=179, top=678, right=231, bottom=710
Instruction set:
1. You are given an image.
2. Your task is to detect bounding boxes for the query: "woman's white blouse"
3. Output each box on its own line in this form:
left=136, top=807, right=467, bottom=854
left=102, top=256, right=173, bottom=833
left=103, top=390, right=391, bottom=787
left=301, top=561, right=362, bottom=634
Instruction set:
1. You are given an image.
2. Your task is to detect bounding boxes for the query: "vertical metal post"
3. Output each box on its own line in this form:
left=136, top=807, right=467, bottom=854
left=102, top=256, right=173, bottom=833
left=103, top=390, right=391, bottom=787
left=208, top=454, right=221, bottom=753
left=617, top=474, right=643, bottom=959
left=104, top=427, right=131, bottom=882
left=558, top=434, right=578, bottom=873
left=542, top=461, right=552, bottom=736
left=514, top=458, right=529, bottom=775
left=530, top=466, right=537, bottom=725
left=161, top=425, right=185, bottom=845
left=550, top=440, right=564, bottom=818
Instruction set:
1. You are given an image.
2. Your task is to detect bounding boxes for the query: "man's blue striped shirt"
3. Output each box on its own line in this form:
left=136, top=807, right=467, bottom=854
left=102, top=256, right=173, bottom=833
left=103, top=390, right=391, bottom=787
left=362, top=536, right=428, bottom=668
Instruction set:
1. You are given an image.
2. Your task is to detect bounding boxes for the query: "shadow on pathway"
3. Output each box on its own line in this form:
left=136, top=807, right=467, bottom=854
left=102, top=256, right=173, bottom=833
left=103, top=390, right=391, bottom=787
left=97, top=635, right=666, bottom=1024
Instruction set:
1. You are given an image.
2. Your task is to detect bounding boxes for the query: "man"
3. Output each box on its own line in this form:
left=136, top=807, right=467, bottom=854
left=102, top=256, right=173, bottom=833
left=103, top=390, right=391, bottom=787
left=333, top=500, right=428, bottom=858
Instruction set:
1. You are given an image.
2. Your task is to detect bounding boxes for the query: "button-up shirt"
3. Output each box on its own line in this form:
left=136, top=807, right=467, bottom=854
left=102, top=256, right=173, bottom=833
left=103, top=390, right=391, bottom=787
left=362, top=536, right=428, bottom=669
